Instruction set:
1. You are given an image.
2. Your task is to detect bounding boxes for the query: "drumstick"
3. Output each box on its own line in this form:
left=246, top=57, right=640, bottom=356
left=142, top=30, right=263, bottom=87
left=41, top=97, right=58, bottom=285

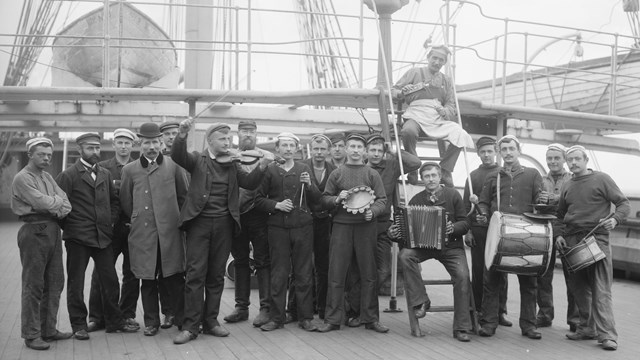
left=582, top=213, right=615, bottom=240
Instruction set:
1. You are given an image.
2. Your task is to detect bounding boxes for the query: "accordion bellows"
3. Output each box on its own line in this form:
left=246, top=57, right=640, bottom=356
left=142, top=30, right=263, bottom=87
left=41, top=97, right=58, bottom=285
left=394, top=205, right=446, bottom=249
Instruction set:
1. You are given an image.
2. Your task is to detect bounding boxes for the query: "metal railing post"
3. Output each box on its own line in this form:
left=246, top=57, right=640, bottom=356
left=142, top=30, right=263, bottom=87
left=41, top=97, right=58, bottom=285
left=523, top=32, right=528, bottom=106
left=247, top=0, right=252, bottom=90
left=102, top=0, right=111, bottom=88
left=609, top=34, right=619, bottom=115
left=501, top=18, right=509, bottom=104
left=492, top=36, right=498, bottom=103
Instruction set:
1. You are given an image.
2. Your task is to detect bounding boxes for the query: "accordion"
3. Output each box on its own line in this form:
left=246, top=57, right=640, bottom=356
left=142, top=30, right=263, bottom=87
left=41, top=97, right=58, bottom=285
left=394, top=205, right=447, bottom=249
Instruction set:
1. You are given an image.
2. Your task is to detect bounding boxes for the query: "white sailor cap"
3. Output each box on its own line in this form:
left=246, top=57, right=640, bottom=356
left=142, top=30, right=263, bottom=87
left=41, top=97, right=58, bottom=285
left=26, top=137, right=53, bottom=152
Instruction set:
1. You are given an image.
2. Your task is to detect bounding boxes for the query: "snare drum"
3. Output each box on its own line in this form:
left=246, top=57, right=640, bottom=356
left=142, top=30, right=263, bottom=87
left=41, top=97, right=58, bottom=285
left=561, top=235, right=606, bottom=273
left=485, top=212, right=553, bottom=276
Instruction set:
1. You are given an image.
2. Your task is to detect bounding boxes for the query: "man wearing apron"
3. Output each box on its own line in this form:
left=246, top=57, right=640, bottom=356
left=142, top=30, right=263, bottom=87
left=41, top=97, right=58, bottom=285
left=475, top=135, right=543, bottom=340
left=393, top=45, right=474, bottom=186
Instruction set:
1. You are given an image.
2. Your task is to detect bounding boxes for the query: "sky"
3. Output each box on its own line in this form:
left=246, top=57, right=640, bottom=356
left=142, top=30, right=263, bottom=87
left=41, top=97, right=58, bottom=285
left=0, top=0, right=638, bottom=191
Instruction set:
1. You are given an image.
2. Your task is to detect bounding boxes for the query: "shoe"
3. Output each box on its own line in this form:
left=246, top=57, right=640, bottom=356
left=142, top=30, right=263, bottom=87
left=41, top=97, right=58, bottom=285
left=173, top=330, right=196, bottom=345
left=253, top=308, right=270, bottom=327
left=143, top=326, right=159, bottom=336
left=478, top=327, right=495, bottom=337
left=124, top=318, right=140, bottom=328
left=566, top=332, right=596, bottom=341
left=224, top=308, right=249, bottom=323
left=298, top=319, right=318, bottom=332
left=364, top=322, right=389, bottom=333
left=317, top=323, right=340, bottom=333
left=347, top=317, right=361, bottom=328
left=414, top=300, right=431, bottom=319
left=43, top=330, right=73, bottom=342
left=536, top=318, right=552, bottom=327
left=160, top=314, right=175, bottom=329
left=202, top=325, right=230, bottom=337
left=24, top=337, right=50, bottom=350
left=454, top=330, right=471, bottom=342
left=498, top=313, right=513, bottom=327
left=260, top=321, right=284, bottom=332
left=601, top=339, right=618, bottom=351
left=284, top=312, right=298, bottom=324
left=522, top=329, right=542, bottom=340
left=87, top=321, right=104, bottom=333
left=569, top=324, right=577, bottom=332
left=106, top=323, right=139, bottom=333
left=73, top=330, right=90, bottom=341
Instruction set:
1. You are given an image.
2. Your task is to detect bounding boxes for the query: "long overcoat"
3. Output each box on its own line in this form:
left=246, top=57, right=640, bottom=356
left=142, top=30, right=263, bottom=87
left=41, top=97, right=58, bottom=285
left=120, top=154, right=189, bottom=280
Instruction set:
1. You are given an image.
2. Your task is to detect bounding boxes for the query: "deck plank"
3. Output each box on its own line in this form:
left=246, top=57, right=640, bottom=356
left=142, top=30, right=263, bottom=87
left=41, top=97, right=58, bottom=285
left=1, top=221, right=638, bottom=360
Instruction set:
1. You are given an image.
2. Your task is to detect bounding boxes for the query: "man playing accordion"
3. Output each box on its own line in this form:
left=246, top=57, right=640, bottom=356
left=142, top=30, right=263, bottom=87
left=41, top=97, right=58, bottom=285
left=392, top=162, right=473, bottom=342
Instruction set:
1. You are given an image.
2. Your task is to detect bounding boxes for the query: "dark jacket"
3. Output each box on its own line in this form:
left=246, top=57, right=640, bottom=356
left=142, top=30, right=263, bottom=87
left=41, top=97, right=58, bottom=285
left=171, top=134, right=264, bottom=230
left=302, top=158, right=336, bottom=217
left=478, top=162, right=542, bottom=216
left=56, top=159, right=119, bottom=249
left=255, top=161, right=321, bottom=228
left=408, top=186, right=470, bottom=249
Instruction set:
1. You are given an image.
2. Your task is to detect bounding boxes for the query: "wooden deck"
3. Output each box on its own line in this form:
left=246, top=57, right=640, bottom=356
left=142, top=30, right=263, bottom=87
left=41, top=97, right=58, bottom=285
left=1, top=221, right=638, bottom=360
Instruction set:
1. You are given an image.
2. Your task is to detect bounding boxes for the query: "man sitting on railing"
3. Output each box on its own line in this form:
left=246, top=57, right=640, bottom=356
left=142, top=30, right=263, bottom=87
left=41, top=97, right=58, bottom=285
left=393, top=45, right=474, bottom=186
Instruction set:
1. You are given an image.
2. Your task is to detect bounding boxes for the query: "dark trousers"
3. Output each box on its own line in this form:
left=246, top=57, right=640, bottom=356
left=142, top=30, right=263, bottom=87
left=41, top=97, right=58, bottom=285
left=400, top=246, right=473, bottom=331
left=231, top=209, right=270, bottom=310
left=536, top=244, right=556, bottom=322
left=140, top=248, right=185, bottom=328
left=313, top=216, right=332, bottom=315
left=182, top=215, right=234, bottom=334
left=89, top=220, right=139, bottom=323
left=268, top=225, right=314, bottom=324
left=470, top=226, right=508, bottom=314
left=567, top=233, right=617, bottom=342
left=480, top=268, right=537, bottom=333
left=65, top=241, right=124, bottom=332
left=287, top=215, right=332, bottom=316
left=158, top=276, right=174, bottom=317
left=401, top=118, right=461, bottom=173
left=17, top=221, right=65, bottom=340
left=325, top=222, right=379, bottom=325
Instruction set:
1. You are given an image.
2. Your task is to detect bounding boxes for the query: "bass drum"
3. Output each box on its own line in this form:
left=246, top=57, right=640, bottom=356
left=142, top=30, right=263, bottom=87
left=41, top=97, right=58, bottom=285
left=485, top=212, right=553, bottom=276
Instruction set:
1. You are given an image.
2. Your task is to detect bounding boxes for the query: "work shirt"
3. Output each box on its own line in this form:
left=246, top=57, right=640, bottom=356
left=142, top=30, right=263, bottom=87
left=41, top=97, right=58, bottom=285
left=11, top=166, right=71, bottom=219
left=478, top=162, right=542, bottom=216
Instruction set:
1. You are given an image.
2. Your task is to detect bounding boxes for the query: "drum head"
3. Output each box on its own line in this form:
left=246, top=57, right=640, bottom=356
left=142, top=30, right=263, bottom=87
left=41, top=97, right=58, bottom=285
left=485, top=212, right=502, bottom=270
left=343, top=186, right=376, bottom=214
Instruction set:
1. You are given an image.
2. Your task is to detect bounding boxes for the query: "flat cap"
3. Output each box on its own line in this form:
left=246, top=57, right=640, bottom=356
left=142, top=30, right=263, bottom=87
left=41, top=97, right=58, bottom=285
left=159, top=121, right=180, bottom=133
left=75, top=132, right=101, bottom=145
left=205, top=123, right=231, bottom=139
left=238, top=120, right=257, bottom=129
left=277, top=132, right=300, bottom=144
left=428, top=45, right=451, bottom=58
left=329, top=133, right=346, bottom=144
left=475, top=136, right=496, bottom=149
left=310, top=134, right=332, bottom=145
left=26, top=137, right=53, bottom=152
left=346, top=133, right=367, bottom=145
left=419, top=161, right=441, bottom=175
left=497, top=135, right=520, bottom=147
left=113, top=128, right=137, bottom=141
left=566, top=145, right=587, bottom=156
left=365, top=133, right=385, bottom=146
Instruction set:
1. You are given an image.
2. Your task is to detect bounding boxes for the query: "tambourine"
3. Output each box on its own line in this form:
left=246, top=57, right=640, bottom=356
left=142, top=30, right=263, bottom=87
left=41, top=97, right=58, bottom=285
left=342, top=186, right=376, bottom=214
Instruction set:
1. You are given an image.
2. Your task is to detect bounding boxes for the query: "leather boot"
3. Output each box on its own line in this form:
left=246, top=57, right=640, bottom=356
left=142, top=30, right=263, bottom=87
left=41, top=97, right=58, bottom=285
left=253, top=268, right=271, bottom=327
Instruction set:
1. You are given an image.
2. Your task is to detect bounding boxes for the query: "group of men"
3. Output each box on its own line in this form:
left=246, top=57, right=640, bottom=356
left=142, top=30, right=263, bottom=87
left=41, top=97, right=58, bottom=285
left=11, top=44, right=628, bottom=352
